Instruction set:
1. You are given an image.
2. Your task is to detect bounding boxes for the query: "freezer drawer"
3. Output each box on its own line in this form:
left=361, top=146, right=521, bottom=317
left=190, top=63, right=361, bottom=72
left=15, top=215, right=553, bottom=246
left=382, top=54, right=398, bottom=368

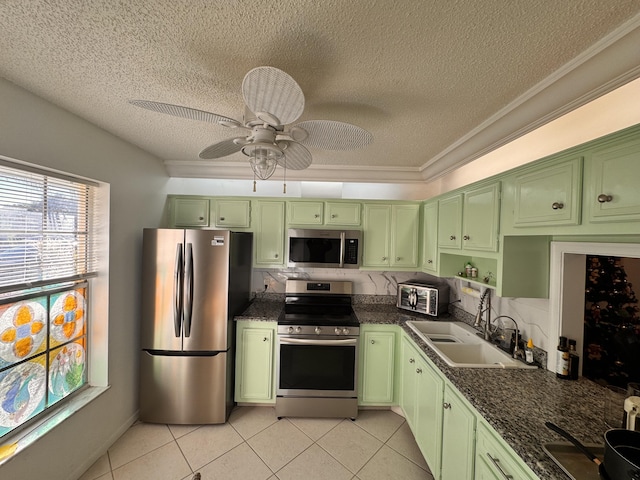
left=139, top=351, right=232, bottom=424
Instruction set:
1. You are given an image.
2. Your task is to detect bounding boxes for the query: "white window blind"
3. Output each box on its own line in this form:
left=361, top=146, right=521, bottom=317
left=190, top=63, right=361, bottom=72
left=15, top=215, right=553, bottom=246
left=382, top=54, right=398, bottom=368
left=0, top=162, right=98, bottom=292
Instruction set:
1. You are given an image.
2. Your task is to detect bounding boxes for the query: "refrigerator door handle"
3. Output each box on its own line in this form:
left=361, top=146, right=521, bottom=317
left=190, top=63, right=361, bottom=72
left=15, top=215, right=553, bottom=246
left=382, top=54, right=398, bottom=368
left=174, top=243, right=184, bottom=337
left=184, top=242, right=194, bottom=337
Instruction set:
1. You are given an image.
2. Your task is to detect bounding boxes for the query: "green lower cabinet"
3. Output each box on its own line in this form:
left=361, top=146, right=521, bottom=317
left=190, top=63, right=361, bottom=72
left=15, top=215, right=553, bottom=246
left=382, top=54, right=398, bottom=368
left=400, top=334, right=444, bottom=478
left=440, top=385, right=476, bottom=480
left=235, top=321, right=276, bottom=404
left=413, top=354, right=444, bottom=479
left=475, top=421, right=538, bottom=480
left=359, top=325, right=397, bottom=405
left=400, top=336, right=419, bottom=429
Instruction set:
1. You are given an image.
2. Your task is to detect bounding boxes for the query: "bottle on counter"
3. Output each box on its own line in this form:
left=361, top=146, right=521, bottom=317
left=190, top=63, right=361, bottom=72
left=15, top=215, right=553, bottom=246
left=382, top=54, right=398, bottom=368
left=525, top=338, right=535, bottom=364
left=568, top=339, right=579, bottom=380
left=556, top=336, right=570, bottom=379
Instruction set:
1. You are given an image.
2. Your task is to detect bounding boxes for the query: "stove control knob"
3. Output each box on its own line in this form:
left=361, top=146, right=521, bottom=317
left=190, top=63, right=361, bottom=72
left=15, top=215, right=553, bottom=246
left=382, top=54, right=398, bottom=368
left=288, top=326, right=294, bottom=334
left=295, top=326, right=302, bottom=334
left=342, top=328, right=350, bottom=335
left=315, top=327, right=322, bottom=335
left=335, top=327, right=341, bottom=335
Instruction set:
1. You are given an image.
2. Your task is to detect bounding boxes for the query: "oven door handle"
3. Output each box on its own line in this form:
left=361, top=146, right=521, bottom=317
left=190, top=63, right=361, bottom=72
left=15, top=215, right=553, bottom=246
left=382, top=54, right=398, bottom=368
left=279, top=337, right=358, bottom=346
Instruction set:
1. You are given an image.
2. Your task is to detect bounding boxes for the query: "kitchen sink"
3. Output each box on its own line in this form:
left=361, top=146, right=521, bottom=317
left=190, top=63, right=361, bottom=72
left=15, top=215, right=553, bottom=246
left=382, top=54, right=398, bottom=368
left=405, top=320, right=537, bottom=369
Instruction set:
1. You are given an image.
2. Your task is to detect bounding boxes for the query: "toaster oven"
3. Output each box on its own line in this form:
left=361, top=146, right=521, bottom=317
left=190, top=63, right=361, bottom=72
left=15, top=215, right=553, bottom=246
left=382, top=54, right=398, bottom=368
left=397, top=281, right=449, bottom=316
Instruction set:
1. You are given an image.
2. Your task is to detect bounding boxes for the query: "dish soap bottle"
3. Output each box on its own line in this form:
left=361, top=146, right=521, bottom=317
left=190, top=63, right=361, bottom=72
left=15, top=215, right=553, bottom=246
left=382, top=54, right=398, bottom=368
left=556, top=336, right=570, bottom=379
left=525, top=338, right=535, bottom=364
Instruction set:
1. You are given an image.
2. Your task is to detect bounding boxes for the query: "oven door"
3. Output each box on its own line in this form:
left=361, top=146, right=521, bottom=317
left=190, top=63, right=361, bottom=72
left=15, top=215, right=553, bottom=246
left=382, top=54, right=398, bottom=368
left=277, top=335, right=358, bottom=398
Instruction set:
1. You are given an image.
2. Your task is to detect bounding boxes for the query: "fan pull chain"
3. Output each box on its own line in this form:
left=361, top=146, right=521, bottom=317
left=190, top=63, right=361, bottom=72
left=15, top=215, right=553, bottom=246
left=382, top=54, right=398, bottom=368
left=283, top=159, right=287, bottom=194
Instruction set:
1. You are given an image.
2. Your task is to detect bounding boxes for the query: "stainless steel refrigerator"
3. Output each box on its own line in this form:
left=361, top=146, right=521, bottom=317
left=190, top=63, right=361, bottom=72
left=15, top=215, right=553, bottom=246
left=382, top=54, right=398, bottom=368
left=139, top=228, right=252, bottom=424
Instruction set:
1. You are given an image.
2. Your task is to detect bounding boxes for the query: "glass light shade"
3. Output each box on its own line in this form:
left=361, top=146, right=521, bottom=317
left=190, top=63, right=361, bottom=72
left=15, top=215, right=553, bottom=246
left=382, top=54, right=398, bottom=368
left=244, top=144, right=283, bottom=180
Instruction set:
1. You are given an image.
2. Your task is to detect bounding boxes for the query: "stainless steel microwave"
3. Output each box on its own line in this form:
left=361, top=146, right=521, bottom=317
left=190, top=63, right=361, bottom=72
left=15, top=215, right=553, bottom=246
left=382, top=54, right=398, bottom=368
left=397, top=281, right=449, bottom=316
left=287, top=229, right=361, bottom=268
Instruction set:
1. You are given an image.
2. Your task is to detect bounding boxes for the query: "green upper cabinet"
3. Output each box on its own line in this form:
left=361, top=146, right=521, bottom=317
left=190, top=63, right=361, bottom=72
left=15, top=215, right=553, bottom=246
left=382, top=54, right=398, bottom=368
left=287, top=201, right=324, bottom=225
left=585, top=133, right=640, bottom=224
left=462, top=182, right=500, bottom=252
left=253, top=200, right=285, bottom=266
left=213, top=199, right=251, bottom=228
left=437, top=194, right=462, bottom=249
left=359, top=325, right=397, bottom=406
left=509, top=156, right=582, bottom=228
left=362, top=203, right=419, bottom=269
left=391, top=204, right=420, bottom=268
left=171, top=197, right=210, bottom=227
left=362, top=204, right=392, bottom=268
left=325, top=201, right=361, bottom=226
left=438, top=182, right=500, bottom=252
left=422, top=201, right=438, bottom=273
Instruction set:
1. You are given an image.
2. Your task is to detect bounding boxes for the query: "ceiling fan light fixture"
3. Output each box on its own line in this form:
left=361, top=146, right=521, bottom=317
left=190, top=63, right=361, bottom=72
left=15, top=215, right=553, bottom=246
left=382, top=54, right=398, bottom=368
left=243, top=143, right=283, bottom=180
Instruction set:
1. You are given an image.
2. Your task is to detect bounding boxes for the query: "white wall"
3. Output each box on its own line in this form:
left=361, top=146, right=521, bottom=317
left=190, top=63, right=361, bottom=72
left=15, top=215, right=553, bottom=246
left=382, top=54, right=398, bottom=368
left=0, top=78, right=170, bottom=479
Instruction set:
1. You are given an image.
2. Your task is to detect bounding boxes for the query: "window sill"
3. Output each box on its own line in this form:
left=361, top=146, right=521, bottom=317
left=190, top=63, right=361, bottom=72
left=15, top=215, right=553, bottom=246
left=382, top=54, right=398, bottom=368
left=0, top=385, right=109, bottom=467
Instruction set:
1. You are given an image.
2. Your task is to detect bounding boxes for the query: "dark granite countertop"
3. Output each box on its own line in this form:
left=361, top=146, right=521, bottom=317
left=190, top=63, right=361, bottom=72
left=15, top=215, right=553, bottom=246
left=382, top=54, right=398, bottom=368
left=236, top=299, right=608, bottom=479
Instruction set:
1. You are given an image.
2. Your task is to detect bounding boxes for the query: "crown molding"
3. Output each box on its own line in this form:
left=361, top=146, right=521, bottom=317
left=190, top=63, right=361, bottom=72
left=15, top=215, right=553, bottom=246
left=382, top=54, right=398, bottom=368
left=418, top=13, right=640, bottom=183
left=164, top=160, right=423, bottom=183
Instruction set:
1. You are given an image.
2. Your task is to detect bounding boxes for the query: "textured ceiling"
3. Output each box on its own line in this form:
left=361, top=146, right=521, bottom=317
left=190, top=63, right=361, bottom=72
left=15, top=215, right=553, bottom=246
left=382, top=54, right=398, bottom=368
left=1, top=1, right=639, bottom=183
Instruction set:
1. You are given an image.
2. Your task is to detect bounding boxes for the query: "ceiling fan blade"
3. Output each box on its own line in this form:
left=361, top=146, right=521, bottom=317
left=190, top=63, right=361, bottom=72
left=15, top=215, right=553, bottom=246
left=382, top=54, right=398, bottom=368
left=199, top=138, right=244, bottom=159
left=277, top=142, right=312, bottom=170
left=242, top=66, right=305, bottom=126
left=294, top=120, right=373, bottom=150
left=129, top=100, right=241, bottom=126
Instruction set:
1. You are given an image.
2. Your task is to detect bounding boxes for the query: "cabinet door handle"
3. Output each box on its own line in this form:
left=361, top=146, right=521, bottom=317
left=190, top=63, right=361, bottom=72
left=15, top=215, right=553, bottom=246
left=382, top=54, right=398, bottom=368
left=416, top=368, right=422, bottom=374
left=370, top=340, right=375, bottom=344
left=198, top=216, right=204, bottom=221
left=220, top=216, right=225, bottom=221
left=597, top=194, right=613, bottom=203
left=274, top=253, right=279, bottom=258
left=314, top=214, right=320, bottom=218
left=409, top=358, right=415, bottom=364
left=381, top=256, right=387, bottom=261
left=463, top=235, right=470, bottom=241
left=396, top=256, right=401, bottom=261
left=450, top=235, right=456, bottom=240
left=263, top=337, right=268, bottom=342
left=443, top=402, right=451, bottom=409
left=331, top=214, right=337, bottom=218
left=427, top=259, right=433, bottom=264
left=486, top=454, right=513, bottom=479
left=551, top=202, right=564, bottom=210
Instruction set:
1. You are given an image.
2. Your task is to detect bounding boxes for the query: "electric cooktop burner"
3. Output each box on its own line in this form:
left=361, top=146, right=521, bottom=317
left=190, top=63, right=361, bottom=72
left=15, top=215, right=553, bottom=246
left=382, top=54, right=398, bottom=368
left=278, top=280, right=358, bottom=327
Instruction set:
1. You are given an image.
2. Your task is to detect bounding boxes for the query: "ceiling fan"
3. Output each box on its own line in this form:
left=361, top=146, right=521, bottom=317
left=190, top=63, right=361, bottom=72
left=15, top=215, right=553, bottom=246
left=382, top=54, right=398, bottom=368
left=129, top=66, right=373, bottom=190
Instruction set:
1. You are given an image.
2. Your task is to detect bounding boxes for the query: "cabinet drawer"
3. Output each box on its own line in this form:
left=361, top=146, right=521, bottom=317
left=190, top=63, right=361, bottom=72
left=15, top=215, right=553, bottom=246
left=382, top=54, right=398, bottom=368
left=476, top=422, right=536, bottom=480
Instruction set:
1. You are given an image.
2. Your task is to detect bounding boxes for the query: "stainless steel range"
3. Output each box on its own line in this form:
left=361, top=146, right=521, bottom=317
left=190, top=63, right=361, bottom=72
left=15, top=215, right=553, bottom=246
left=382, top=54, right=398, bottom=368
left=276, top=279, right=359, bottom=419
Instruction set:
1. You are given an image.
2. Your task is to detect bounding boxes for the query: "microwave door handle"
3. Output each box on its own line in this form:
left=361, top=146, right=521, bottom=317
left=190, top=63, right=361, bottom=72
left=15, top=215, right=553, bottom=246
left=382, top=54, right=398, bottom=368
left=339, top=231, right=346, bottom=267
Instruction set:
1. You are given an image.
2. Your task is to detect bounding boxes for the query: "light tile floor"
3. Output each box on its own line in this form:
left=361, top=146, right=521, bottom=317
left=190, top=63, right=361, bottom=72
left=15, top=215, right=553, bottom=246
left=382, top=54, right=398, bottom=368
left=79, top=407, right=434, bottom=480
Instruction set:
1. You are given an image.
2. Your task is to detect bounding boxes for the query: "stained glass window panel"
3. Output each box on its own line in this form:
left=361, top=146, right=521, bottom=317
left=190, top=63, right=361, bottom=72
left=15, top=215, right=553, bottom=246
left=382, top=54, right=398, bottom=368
left=0, top=297, right=47, bottom=370
left=49, top=288, right=86, bottom=348
left=48, top=339, right=86, bottom=406
left=0, top=355, right=47, bottom=437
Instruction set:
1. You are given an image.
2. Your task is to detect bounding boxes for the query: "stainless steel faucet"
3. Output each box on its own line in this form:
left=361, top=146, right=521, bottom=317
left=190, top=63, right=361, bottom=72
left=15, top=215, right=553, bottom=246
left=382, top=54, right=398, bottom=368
left=494, top=315, right=524, bottom=359
left=473, top=289, right=492, bottom=340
